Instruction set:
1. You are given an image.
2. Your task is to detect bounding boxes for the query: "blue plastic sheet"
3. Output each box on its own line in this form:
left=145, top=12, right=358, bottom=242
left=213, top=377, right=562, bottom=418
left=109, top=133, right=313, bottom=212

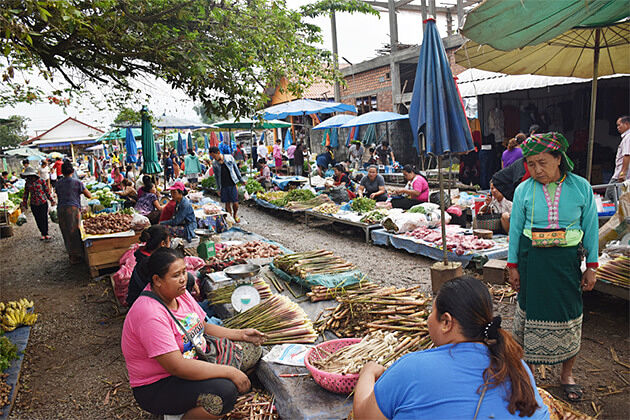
left=271, top=176, right=308, bottom=191
left=269, top=262, right=362, bottom=290
left=1, top=325, right=31, bottom=419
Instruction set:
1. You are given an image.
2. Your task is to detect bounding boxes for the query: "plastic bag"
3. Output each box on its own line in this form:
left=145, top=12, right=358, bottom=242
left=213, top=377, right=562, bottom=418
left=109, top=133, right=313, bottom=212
left=49, top=206, right=58, bottom=223
left=16, top=213, right=27, bottom=226
left=262, top=344, right=312, bottom=367
left=184, top=256, right=205, bottom=271
left=130, top=213, right=151, bottom=231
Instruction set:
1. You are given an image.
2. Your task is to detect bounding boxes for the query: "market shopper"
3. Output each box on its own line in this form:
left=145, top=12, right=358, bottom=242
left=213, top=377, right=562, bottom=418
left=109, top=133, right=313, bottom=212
left=116, top=179, right=138, bottom=208
left=21, top=166, right=55, bottom=241
left=38, top=160, right=51, bottom=191
left=272, top=139, right=283, bottom=175
left=209, top=146, right=244, bottom=223
left=357, top=166, right=387, bottom=202
left=257, top=140, right=268, bottom=162
left=479, top=182, right=512, bottom=234
left=502, top=137, right=524, bottom=168
left=390, top=165, right=429, bottom=210
left=606, top=115, right=630, bottom=201
left=374, top=141, right=395, bottom=166
left=184, top=149, right=202, bottom=188
left=315, top=146, right=335, bottom=177
left=348, top=141, right=364, bottom=171
left=56, top=161, right=92, bottom=264
left=160, top=182, right=197, bottom=242
left=121, top=248, right=264, bottom=419
left=508, top=132, right=599, bottom=402
left=164, top=152, right=174, bottom=184
left=353, top=276, right=548, bottom=420
left=134, top=180, right=163, bottom=225
left=293, top=141, right=305, bottom=176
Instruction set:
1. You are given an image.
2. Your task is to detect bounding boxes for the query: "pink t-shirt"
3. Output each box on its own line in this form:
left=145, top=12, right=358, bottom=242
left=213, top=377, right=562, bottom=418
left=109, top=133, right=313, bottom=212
left=410, top=175, right=429, bottom=202
left=121, top=286, right=207, bottom=387
left=273, top=144, right=282, bottom=159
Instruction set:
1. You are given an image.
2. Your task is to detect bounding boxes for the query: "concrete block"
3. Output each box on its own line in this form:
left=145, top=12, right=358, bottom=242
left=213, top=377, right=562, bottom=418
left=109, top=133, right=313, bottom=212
left=483, top=259, right=508, bottom=285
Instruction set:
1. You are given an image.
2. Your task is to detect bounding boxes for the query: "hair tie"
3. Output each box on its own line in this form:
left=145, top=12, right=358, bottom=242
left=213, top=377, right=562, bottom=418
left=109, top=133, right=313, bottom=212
left=484, top=315, right=502, bottom=341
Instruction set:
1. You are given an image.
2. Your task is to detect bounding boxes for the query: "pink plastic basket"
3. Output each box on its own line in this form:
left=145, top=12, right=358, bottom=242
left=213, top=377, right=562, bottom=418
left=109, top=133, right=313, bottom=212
left=304, top=338, right=362, bottom=394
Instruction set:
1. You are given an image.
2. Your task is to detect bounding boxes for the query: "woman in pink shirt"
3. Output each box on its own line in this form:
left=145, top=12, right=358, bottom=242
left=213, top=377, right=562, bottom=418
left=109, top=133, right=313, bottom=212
left=121, top=248, right=265, bottom=418
left=273, top=139, right=283, bottom=174
left=391, top=165, right=430, bottom=210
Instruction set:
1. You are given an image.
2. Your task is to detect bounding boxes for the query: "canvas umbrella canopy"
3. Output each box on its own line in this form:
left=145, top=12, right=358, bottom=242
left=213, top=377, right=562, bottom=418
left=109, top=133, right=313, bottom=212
left=457, top=14, right=630, bottom=181
left=124, top=127, right=138, bottom=164
left=313, top=114, right=356, bottom=130
left=262, top=98, right=356, bottom=120
left=340, top=111, right=409, bottom=147
left=141, top=106, right=162, bottom=175
left=212, top=118, right=291, bottom=130
left=5, top=147, right=46, bottom=159
left=410, top=18, right=475, bottom=265
left=97, top=128, right=141, bottom=142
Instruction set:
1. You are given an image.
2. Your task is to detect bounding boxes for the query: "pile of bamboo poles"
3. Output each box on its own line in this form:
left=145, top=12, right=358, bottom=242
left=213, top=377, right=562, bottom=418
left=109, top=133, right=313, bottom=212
left=208, top=278, right=273, bottom=304
left=486, top=283, right=517, bottom=304
left=316, top=285, right=432, bottom=345
left=226, top=389, right=276, bottom=419
left=224, top=295, right=318, bottom=345
left=273, top=251, right=356, bottom=280
left=306, top=278, right=378, bottom=302
left=596, top=255, right=629, bottom=288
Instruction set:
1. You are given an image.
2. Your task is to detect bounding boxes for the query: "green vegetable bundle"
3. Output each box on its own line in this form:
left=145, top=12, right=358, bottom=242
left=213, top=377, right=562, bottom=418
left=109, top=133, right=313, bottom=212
left=0, top=336, right=18, bottom=372
left=201, top=176, right=217, bottom=190
left=351, top=197, right=376, bottom=214
left=360, top=210, right=387, bottom=224
left=245, top=179, right=264, bottom=195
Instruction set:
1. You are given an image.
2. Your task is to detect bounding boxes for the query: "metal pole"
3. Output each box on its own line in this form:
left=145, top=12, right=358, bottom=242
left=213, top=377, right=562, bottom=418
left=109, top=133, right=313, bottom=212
left=331, top=12, right=341, bottom=103
left=586, top=28, right=601, bottom=182
left=438, top=155, right=448, bottom=264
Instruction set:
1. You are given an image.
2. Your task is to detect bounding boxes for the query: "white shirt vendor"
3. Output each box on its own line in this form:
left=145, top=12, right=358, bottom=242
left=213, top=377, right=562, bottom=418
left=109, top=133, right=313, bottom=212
left=612, top=126, right=630, bottom=181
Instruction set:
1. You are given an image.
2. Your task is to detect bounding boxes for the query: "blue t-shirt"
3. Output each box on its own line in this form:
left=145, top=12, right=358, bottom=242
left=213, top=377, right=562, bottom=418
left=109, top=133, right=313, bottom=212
left=374, top=342, right=550, bottom=420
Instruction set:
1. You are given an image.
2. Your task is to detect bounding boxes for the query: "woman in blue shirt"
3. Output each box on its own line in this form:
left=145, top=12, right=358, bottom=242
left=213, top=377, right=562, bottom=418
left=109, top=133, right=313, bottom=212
left=353, top=276, right=549, bottom=420
left=160, top=182, right=197, bottom=242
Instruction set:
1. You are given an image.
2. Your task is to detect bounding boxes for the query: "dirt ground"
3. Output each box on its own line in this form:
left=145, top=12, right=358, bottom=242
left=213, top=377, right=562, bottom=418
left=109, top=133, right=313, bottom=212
left=1, top=202, right=628, bottom=419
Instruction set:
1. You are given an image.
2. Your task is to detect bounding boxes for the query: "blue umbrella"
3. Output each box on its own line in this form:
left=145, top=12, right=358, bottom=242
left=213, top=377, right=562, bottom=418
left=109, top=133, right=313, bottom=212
left=409, top=19, right=473, bottom=156
left=313, top=114, right=356, bottom=130
left=219, top=132, right=224, bottom=144
left=124, top=127, right=138, bottom=164
left=339, top=111, right=409, bottom=128
left=103, top=144, right=109, bottom=159
left=409, top=18, right=474, bottom=264
left=284, top=129, right=293, bottom=150
left=263, top=98, right=356, bottom=120
left=187, top=132, right=194, bottom=151
left=204, top=134, right=210, bottom=153
left=177, top=132, right=186, bottom=156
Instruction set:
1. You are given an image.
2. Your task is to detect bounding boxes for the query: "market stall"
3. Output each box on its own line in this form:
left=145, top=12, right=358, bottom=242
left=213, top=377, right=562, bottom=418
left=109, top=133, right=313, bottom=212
left=304, top=209, right=381, bottom=244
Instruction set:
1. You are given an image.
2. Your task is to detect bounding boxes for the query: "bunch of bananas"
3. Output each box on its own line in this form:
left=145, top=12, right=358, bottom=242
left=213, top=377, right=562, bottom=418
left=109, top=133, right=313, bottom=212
left=0, top=299, right=37, bottom=332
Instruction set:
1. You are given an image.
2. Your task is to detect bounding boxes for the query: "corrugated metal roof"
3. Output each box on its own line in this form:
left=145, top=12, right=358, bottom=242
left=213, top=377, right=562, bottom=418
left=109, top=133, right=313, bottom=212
left=456, top=69, right=628, bottom=98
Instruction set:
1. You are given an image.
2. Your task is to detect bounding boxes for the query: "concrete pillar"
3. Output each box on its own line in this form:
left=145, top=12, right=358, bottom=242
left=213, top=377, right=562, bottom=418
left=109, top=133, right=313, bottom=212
left=331, top=11, right=341, bottom=102
left=388, top=0, right=401, bottom=112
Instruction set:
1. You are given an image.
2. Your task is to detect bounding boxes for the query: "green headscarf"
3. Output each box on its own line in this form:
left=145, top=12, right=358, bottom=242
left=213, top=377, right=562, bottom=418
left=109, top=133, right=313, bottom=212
left=520, top=132, right=574, bottom=172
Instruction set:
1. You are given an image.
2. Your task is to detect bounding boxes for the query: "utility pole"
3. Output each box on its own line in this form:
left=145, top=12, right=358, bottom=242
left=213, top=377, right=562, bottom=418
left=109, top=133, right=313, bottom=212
left=331, top=11, right=341, bottom=103
left=388, top=0, right=401, bottom=112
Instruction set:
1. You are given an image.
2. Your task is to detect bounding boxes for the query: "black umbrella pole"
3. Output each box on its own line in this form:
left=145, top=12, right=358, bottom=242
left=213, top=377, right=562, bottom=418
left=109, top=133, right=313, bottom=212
left=438, top=156, right=448, bottom=264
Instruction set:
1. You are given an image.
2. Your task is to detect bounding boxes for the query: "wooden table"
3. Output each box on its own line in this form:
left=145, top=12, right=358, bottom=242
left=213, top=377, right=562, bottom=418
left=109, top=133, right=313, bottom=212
left=304, top=210, right=380, bottom=243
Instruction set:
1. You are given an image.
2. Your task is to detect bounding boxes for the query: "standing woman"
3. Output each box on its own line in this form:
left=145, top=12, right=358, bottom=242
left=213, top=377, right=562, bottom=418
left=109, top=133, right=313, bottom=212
left=56, top=161, right=92, bottom=264
left=508, top=132, right=598, bottom=402
left=21, top=166, right=56, bottom=241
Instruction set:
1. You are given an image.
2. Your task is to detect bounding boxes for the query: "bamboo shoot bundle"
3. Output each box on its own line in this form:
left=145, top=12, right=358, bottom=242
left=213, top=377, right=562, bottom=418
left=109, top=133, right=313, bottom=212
left=273, top=250, right=356, bottom=280
left=208, top=279, right=273, bottom=304
left=596, top=255, right=630, bottom=288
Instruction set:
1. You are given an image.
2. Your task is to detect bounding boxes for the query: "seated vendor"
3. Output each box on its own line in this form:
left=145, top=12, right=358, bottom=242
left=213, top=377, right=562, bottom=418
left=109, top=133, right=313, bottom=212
left=121, top=248, right=265, bottom=419
left=357, top=166, right=388, bottom=202
left=479, top=182, right=512, bottom=233
left=333, top=164, right=356, bottom=199
left=160, top=182, right=197, bottom=242
left=111, top=166, right=124, bottom=191
left=352, top=276, right=549, bottom=420
left=390, top=165, right=429, bottom=210
left=256, top=159, right=272, bottom=190
left=117, top=179, right=138, bottom=208
left=134, top=180, right=163, bottom=224
left=316, top=146, right=335, bottom=177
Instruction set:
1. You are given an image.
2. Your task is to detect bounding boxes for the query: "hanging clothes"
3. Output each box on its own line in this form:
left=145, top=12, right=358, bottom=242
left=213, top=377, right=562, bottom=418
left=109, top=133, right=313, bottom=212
left=488, top=107, right=505, bottom=144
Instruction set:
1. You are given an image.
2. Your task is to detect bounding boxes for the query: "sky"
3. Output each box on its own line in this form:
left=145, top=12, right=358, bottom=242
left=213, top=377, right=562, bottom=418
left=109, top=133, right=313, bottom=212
left=0, top=1, right=458, bottom=138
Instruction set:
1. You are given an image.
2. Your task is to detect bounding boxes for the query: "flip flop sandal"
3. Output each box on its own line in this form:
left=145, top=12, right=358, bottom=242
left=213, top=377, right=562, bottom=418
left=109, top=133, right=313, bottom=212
left=561, top=383, right=583, bottom=402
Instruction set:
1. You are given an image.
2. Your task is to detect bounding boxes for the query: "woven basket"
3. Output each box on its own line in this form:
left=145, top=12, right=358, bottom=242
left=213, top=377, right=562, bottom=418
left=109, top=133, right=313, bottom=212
left=304, top=338, right=362, bottom=394
left=474, top=212, right=502, bottom=232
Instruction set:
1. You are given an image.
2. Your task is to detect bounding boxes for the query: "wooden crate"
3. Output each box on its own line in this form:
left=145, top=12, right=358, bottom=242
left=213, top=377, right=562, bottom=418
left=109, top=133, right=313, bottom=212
left=483, top=259, right=508, bottom=285
left=84, top=232, right=141, bottom=278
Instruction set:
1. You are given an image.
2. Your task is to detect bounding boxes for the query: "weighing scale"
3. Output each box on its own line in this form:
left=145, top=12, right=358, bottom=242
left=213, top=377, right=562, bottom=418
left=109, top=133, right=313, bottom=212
left=194, top=229, right=216, bottom=260
left=224, top=264, right=262, bottom=312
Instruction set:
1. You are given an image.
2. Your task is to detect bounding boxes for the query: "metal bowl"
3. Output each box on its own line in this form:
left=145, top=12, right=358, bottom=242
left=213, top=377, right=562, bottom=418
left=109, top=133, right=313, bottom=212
left=194, top=229, right=214, bottom=238
left=223, top=263, right=261, bottom=280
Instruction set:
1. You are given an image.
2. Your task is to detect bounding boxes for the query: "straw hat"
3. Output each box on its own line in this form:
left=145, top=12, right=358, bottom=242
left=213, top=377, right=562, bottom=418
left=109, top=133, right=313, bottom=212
left=20, top=166, right=38, bottom=178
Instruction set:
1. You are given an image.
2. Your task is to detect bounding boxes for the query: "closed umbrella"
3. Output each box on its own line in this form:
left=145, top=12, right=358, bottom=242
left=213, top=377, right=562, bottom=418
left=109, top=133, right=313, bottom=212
left=209, top=132, right=219, bottom=148
left=410, top=18, right=475, bottom=265
left=124, top=127, right=138, bottom=164
left=284, top=129, right=293, bottom=150
left=204, top=134, right=210, bottom=153
left=177, top=133, right=186, bottom=156
left=187, top=132, right=194, bottom=152
left=141, top=106, right=162, bottom=175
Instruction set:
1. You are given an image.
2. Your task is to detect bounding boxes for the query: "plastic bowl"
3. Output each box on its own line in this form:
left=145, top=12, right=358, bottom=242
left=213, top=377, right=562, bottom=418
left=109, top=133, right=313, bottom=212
left=304, top=338, right=362, bottom=394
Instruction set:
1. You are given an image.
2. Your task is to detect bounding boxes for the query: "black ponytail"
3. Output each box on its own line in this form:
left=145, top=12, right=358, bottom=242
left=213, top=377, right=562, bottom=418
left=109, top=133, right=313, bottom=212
left=140, top=225, right=170, bottom=252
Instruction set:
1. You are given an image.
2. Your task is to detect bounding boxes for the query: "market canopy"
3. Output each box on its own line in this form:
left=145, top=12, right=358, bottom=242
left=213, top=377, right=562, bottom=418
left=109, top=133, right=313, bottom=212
left=339, top=111, right=409, bottom=128
left=4, top=147, right=46, bottom=158
left=262, top=98, right=356, bottom=120
left=97, top=128, right=141, bottom=142
left=313, top=114, right=356, bottom=130
left=121, top=114, right=211, bottom=130
left=460, top=0, right=630, bottom=51
left=211, top=118, right=291, bottom=130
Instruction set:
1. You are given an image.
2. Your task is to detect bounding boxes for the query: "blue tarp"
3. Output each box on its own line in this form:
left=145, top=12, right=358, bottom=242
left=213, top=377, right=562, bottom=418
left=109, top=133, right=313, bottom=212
left=1, top=325, right=32, bottom=420
left=271, top=176, right=308, bottom=191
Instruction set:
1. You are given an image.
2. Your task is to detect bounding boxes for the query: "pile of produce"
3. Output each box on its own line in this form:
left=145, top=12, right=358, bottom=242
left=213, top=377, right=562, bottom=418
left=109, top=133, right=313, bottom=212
left=487, top=283, right=517, bottom=304
left=284, top=195, right=332, bottom=211
left=224, top=295, right=318, bottom=345
left=0, top=299, right=37, bottom=332
left=596, top=254, right=629, bottom=288
left=312, top=202, right=339, bottom=214
left=258, top=191, right=287, bottom=203
left=208, top=278, right=273, bottom=304
left=245, top=179, right=264, bottom=195
left=274, top=250, right=356, bottom=280
left=93, top=189, right=119, bottom=208
left=83, top=212, right=133, bottom=235
left=312, top=331, right=414, bottom=375
left=350, top=197, right=376, bottom=214
left=317, top=285, right=432, bottom=342
left=0, top=337, right=18, bottom=372
left=202, top=203, right=223, bottom=215
left=205, top=258, right=247, bottom=273
left=0, top=373, right=10, bottom=408
left=405, top=226, right=494, bottom=255
left=359, top=209, right=388, bottom=224
left=226, top=389, right=277, bottom=419
left=270, top=189, right=316, bottom=207
left=200, top=176, right=217, bottom=190
left=307, top=280, right=379, bottom=302
left=214, top=241, right=284, bottom=261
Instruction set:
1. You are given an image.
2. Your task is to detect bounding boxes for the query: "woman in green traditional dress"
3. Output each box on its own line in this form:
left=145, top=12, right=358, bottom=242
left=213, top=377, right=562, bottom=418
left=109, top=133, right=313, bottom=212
left=507, top=132, right=598, bottom=402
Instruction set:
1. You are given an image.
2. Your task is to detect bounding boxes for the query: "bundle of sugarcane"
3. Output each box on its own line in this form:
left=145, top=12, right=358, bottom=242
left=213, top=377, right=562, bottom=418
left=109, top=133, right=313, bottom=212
left=307, top=279, right=379, bottom=302
left=273, top=250, right=356, bottom=280
left=208, top=278, right=273, bottom=304
left=316, top=285, right=432, bottom=340
left=596, top=255, right=630, bottom=288
left=224, top=294, right=318, bottom=345
left=226, top=389, right=277, bottom=419
left=312, top=331, right=429, bottom=375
